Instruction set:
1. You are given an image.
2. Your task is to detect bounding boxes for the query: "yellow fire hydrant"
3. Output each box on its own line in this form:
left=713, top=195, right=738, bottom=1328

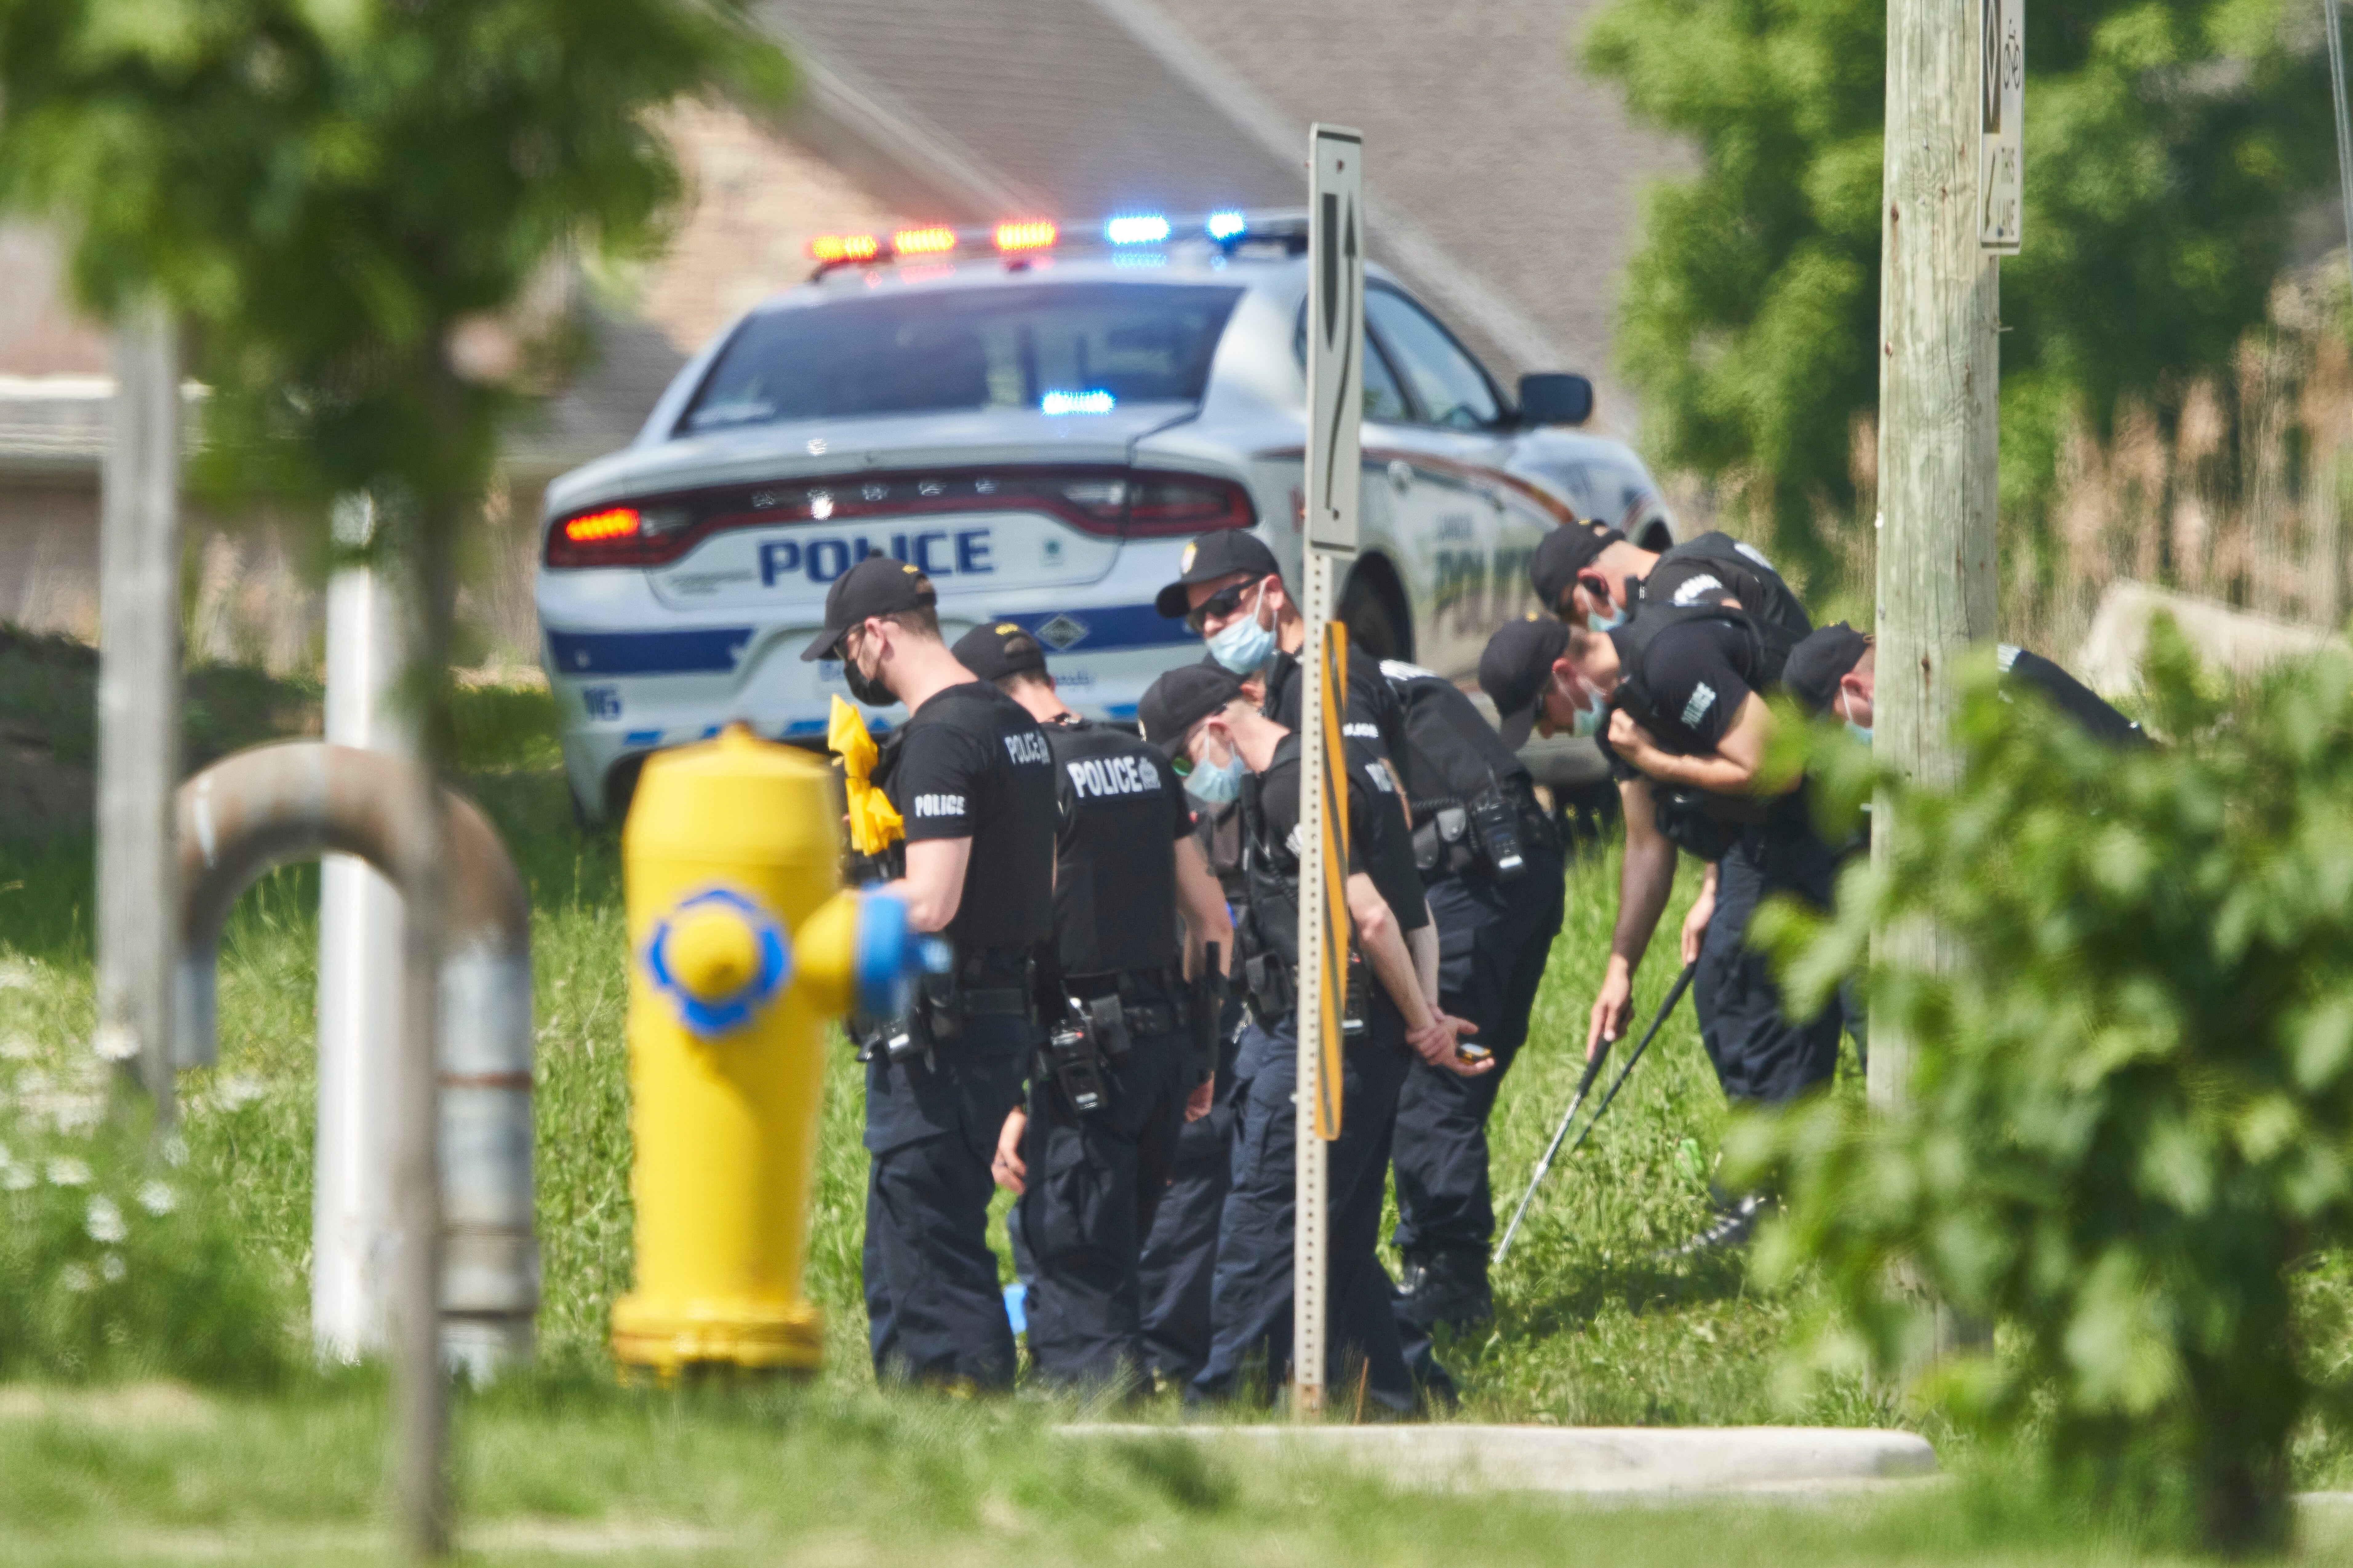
left=610, top=723, right=917, bottom=1376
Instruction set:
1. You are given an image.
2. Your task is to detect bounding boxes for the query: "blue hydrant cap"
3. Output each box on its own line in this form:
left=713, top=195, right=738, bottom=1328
left=645, top=887, right=792, bottom=1038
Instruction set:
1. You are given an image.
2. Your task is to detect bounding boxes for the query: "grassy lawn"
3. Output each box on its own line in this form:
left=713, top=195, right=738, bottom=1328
left=2, top=663, right=2352, bottom=1560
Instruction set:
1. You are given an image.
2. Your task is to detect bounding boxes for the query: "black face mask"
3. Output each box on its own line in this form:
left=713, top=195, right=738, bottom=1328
left=842, top=647, right=896, bottom=707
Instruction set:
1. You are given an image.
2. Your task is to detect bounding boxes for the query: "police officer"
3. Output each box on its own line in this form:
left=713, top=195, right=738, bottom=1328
left=801, top=558, right=1057, bottom=1389
left=1138, top=665, right=1480, bottom=1410
left=1529, top=524, right=1815, bottom=1075
left=1155, top=530, right=1410, bottom=778
left=1781, top=623, right=2148, bottom=747
left=1375, top=656, right=1567, bottom=1332
left=945, top=623, right=1231, bottom=1391
left=1480, top=604, right=1838, bottom=1252
left=1531, top=518, right=1813, bottom=648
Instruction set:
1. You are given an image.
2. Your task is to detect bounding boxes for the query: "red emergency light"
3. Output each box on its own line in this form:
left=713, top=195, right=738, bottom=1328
left=808, top=233, right=881, bottom=263
left=890, top=226, right=958, bottom=257
left=994, top=220, right=1058, bottom=252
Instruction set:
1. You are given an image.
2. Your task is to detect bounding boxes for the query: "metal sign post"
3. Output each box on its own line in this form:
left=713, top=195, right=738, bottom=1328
left=1295, top=122, right=1363, bottom=1419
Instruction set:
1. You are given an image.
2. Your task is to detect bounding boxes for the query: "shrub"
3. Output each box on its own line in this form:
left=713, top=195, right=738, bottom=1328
left=1737, top=621, right=2353, bottom=1554
left=0, top=1109, right=293, bottom=1388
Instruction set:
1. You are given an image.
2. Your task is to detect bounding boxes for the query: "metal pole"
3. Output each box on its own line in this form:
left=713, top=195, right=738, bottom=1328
left=317, top=495, right=410, bottom=1360
left=1871, top=0, right=2003, bottom=1110
left=94, top=299, right=183, bottom=1121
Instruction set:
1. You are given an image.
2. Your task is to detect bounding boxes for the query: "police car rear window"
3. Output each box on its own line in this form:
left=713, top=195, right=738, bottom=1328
left=681, top=283, right=1245, bottom=432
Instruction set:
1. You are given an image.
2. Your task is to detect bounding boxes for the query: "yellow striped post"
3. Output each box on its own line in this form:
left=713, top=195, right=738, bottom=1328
left=1311, top=623, right=1349, bottom=1140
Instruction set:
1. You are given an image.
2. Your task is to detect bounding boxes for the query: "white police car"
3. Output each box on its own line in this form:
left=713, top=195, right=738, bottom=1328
left=537, top=211, right=1677, bottom=819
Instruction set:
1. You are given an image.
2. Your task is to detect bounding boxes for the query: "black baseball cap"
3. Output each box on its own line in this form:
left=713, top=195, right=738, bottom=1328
left=950, top=621, right=1049, bottom=683
left=1530, top=520, right=1627, bottom=616
left=1153, top=530, right=1282, bottom=619
left=798, top=556, right=936, bottom=660
left=1137, top=664, right=1246, bottom=755
left=1479, top=614, right=1574, bottom=750
left=1782, top=623, right=1872, bottom=715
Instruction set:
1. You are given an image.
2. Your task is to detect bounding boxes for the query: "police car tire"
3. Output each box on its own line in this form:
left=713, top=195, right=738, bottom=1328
left=1339, top=573, right=1408, bottom=663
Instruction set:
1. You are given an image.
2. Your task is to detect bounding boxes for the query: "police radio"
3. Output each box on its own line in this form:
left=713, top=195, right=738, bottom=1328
left=1468, top=790, right=1527, bottom=880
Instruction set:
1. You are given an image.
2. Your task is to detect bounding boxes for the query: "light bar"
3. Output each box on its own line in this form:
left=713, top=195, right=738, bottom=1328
left=1040, top=390, right=1117, bottom=416
left=1205, top=210, right=1247, bottom=241
left=891, top=226, right=958, bottom=256
left=994, top=219, right=1058, bottom=252
left=1105, top=214, right=1172, bottom=245
left=809, top=233, right=881, bottom=263
left=563, top=506, right=640, bottom=543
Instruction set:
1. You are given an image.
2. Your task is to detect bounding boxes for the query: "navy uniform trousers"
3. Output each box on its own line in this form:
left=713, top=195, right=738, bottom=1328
left=1390, top=842, right=1567, bottom=1269
left=1694, top=823, right=1841, bottom=1107
left=1191, top=1015, right=1416, bottom=1412
left=862, top=1013, right=1029, bottom=1389
left=1013, top=1026, right=1192, bottom=1387
left=1137, top=1004, right=1242, bottom=1385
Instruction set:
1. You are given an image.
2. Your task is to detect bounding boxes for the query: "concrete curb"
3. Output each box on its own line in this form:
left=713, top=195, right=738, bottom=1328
left=1060, top=1424, right=1938, bottom=1494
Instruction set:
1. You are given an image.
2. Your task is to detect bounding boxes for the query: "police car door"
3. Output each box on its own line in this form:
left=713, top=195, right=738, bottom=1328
left=1362, top=287, right=1523, bottom=683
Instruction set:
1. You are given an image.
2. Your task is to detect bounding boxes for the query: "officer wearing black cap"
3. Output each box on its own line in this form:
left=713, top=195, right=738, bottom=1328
left=1531, top=519, right=1813, bottom=650
left=948, top=622, right=1233, bottom=1391
left=1137, top=663, right=1479, bottom=1410
left=801, top=557, right=1057, bottom=1389
left=1783, top=623, right=2147, bottom=747
left=1480, top=602, right=1838, bottom=1252
left=1373, top=654, right=1567, bottom=1333
left=1155, top=530, right=1409, bottom=776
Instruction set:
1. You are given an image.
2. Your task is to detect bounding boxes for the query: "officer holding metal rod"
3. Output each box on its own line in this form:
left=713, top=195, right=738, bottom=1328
left=1138, top=664, right=1480, bottom=1411
left=1480, top=599, right=1838, bottom=1254
left=805, top=558, right=1057, bottom=1390
left=947, top=622, right=1230, bottom=1392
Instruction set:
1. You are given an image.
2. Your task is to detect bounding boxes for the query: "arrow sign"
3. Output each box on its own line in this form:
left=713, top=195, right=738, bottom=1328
left=1306, top=126, right=1363, bottom=553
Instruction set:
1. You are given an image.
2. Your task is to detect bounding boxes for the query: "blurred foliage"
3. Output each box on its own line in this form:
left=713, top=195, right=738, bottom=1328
left=0, top=0, right=789, bottom=755
left=1737, top=620, right=2353, bottom=1553
left=0, top=1109, right=291, bottom=1387
left=1582, top=0, right=2332, bottom=581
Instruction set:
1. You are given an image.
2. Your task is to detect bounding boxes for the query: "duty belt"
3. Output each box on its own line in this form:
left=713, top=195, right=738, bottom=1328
left=1065, top=965, right=1189, bottom=1039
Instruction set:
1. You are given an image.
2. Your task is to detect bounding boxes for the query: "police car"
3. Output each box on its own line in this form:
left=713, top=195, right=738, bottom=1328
left=537, top=210, right=1678, bottom=819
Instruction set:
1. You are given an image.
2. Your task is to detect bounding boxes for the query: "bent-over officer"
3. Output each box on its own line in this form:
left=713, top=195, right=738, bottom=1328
left=1139, top=665, right=1480, bottom=1411
left=1530, top=524, right=1814, bottom=1076
left=1376, top=657, right=1567, bottom=1333
left=1781, top=624, right=2148, bottom=748
left=803, top=558, right=1057, bottom=1389
left=1480, top=603, right=1836, bottom=1253
left=947, top=622, right=1232, bottom=1391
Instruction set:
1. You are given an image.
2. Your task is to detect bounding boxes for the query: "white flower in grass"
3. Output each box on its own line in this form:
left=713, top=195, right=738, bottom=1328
left=0, top=1162, right=28, bottom=1192
left=100, top=1253, right=126, bottom=1283
left=45, top=1157, right=90, bottom=1187
left=59, top=1262, right=93, bottom=1293
left=86, top=1196, right=126, bottom=1244
left=136, top=1181, right=178, bottom=1216
left=161, top=1134, right=188, bottom=1168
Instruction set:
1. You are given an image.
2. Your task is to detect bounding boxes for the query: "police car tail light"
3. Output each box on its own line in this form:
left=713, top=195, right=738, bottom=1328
left=890, top=227, right=958, bottom=257
left=546, top=504, right=695, bottom=568
left=1121, top=474, right=1255, bottom=536
left=994, top=220, right=1057, bottom=252
left=809, top=233, right=881, bottom=263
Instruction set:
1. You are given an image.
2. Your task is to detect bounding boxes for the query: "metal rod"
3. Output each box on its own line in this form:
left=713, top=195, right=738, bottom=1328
left=1492, top=962, right=1695, bottom=1265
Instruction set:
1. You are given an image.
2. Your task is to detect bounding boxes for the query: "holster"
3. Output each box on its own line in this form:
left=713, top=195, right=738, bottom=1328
left=857, top=947, right=1033, bottom=1072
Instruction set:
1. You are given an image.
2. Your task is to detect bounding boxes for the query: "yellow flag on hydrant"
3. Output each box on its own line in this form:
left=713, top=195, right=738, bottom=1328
left=828, top=696, right=904, bottom=856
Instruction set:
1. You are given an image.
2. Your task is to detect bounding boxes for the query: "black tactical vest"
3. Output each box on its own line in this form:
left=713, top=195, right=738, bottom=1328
left=1043, top=716, right=1183, bottom=981
left=1644, top=531, right=1812, bottom=665
left=1611, top=599, right=1780, bottom=748
left=1234, top=768, right=1300, bottom=971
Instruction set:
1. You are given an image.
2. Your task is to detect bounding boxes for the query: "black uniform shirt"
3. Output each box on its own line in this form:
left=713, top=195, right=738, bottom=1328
left=1999, top=645, right=2147, bottom=746
left=1255, top=648, right=1412, bottom=795
left=1643, top=532, right=1814, bottom=648
left=1605, top=617, right=1758, bottom=758
left=1256, top=734, right=1428, bottom=938
left=1043, top=715, right=1192, bottom=979
left=1377, top=658, right=1531, bottom=812
left=884, top=680, right=1057, bottom=951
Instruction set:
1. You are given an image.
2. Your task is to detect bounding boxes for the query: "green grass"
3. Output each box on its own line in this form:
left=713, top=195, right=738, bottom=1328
left=5, top=666, right=2353, bottom=1559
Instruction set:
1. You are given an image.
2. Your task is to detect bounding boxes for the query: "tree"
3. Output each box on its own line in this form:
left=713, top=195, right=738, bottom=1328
left=1741, top=630, right=2353, bottom=1554
left=1582, top=0, right=2332, bottom=583
left=0, top=1, right=789, bottom=1554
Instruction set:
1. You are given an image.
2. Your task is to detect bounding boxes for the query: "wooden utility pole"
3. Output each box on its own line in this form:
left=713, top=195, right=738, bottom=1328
left=95, top=300, right=184, bottom=1121
left=1870, top=0, right=2015, bottom=1107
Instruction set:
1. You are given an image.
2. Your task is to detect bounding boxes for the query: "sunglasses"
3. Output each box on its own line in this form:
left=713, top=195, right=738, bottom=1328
left=1185, top=579, right=1259, bottom=636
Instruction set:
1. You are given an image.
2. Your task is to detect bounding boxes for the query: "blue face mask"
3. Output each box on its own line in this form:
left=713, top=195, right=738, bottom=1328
left=1206, top=589, right=1278, bottom=675
left=1585, top=603, right=1627, bottom=634
left=1572, top=699, right=1604, bottom=739
left=1184, top=749, right=1245, bottom=805
left=1846, top=720, right=1873, bottom=746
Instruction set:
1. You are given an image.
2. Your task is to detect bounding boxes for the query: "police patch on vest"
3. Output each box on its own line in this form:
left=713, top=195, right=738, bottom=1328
left=1681, top=683, right=1717, bottom=728
left=913, top=793, right=965, bottom=817
left=1343, top=722, right=1381, bottom=741
left=1065, top=755, right=1162, bottom=799
left=1362, top=761, right=1393, bottom=792
left=1671, top=573, right=1726, bottom=607
left=1380, top=659, right=1440, bottom=683
left=1003, top=731, right=1049, bottom=766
